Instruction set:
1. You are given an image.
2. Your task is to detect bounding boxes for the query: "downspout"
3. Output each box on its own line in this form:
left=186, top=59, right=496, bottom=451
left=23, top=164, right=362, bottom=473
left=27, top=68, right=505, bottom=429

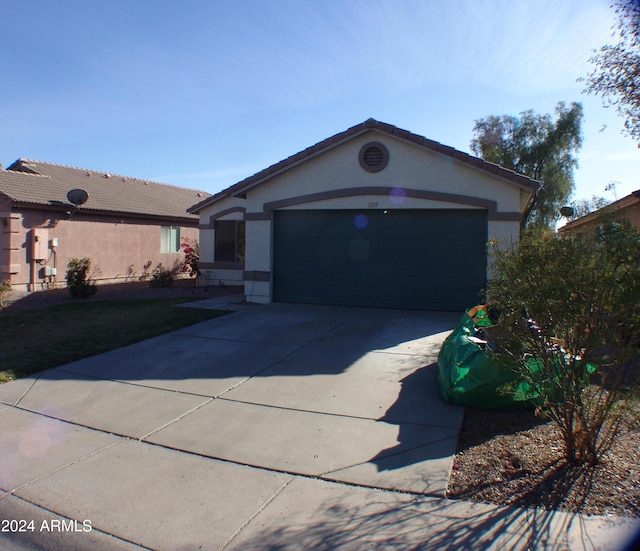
left=29, top=230, right=37, bottom=292
left=53, top=246, right=57, bottom=286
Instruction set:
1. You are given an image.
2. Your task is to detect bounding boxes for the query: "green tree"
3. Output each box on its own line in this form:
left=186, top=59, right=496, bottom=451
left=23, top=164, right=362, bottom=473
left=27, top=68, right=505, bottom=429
left=582, top=1, right=640, bottom=143
left=488, top=219, right=640, bottom=464
left=471, top=102, right=583, bottom=234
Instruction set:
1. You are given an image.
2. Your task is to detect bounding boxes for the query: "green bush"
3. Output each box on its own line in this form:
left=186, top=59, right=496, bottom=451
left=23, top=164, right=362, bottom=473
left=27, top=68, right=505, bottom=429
left=488, top=218, right=640, bottom=464
left=149, top=263, right=175, bottom=288
left=66, top=258, right=97, bottom=299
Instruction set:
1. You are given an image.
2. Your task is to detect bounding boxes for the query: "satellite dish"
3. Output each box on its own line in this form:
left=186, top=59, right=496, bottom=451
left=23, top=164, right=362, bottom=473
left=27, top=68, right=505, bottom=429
left=67, top=188, right=89, bottom=206
left=560, top=206, right=574, bottom=218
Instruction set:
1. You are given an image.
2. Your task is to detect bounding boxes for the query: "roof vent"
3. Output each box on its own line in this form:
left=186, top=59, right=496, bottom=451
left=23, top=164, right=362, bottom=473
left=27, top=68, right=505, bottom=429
left=359, top=142, right=389, bottom=173
left=11, top=160, right=40, bottom=174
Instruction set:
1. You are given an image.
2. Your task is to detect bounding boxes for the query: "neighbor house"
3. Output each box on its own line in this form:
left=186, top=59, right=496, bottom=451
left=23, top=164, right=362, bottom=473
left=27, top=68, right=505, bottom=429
left=0, top=159, right=209, bottom=292
left=558, top=189, right=640, bottom=238
left=189, top=119, right=539, bottom=311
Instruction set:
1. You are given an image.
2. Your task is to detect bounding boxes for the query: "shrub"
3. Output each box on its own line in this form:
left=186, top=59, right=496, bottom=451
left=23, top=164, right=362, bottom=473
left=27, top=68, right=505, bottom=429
left=488, top=218, right=640, bottom=464
left=180, top=239, right=200, bottom=278
left=0, top=279, right=11, bottom=310
left=66, top=258, right=97, bottom=298
left=149, top=263, right=175, bottom=288
left=139, top=260, right=153, bottom=281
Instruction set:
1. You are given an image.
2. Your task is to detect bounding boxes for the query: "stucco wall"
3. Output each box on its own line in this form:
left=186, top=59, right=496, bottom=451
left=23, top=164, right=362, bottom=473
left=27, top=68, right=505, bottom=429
left=1, top=207, right=198, bottom=292
left=570, top=201, right=640, bottom=236
left=197, top=196, right=246, bottom=286
left=627, top=201, right=640, bottom=227
left=195, top=130, right=530, bottom=304
left=245, top=133, right=525, bottom=216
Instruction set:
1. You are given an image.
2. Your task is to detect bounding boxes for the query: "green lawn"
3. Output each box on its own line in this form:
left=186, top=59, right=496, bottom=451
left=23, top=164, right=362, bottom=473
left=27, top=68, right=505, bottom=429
left=0, top=299, right=228, bottom=382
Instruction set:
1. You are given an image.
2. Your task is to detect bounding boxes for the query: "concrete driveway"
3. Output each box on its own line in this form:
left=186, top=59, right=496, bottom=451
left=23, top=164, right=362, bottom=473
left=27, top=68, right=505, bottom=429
left=0, top=301, right=637, bottom=550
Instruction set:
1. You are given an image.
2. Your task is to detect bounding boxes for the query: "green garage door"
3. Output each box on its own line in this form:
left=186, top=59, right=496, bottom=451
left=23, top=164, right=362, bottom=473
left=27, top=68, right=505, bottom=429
left=273, top=209, right=488, bottom=311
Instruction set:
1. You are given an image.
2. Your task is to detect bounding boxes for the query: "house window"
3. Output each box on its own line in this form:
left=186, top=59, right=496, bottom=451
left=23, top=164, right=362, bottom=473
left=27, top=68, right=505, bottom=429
left=215, top=220, right=245, bottom=262
left=160, top=226, right=180, bottom=253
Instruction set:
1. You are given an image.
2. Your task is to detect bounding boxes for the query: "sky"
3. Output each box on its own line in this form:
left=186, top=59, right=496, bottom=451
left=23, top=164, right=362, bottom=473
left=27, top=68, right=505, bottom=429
left=1, top=0, right=638, bottom=206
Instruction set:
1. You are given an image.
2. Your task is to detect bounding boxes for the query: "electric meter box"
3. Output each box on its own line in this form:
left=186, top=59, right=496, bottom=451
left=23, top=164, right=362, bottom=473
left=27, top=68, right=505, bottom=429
left=32, top=229, right=49, bottom=261
left=41, top=266, right=57, bottom=277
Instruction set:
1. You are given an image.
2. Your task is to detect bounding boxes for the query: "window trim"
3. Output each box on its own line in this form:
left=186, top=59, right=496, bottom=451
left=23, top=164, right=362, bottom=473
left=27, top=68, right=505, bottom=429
left=160, top=225, right=180, bottom=253
left=214, top=220, right=245, bottom=263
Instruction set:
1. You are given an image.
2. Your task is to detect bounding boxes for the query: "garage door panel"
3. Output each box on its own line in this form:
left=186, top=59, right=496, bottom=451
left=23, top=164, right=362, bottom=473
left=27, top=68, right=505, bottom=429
left=273, top=209, right=487, bottom=310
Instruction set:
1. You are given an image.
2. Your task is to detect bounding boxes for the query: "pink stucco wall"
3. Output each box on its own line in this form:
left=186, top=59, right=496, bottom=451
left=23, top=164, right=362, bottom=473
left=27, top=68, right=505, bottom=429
left=1, top=207, right=199, bottom=291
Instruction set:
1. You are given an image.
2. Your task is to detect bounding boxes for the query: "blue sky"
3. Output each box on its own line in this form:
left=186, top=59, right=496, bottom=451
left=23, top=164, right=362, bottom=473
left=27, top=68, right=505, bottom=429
left=2, top=0, right=638, bottom=203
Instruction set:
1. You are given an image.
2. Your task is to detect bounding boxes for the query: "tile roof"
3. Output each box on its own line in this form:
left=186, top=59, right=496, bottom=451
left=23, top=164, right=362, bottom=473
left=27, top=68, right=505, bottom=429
left=189, top=118, right=540, bottom=213
left=0, top=159, right=209, bottom=221
left=557, top=189, right=640, bottom=233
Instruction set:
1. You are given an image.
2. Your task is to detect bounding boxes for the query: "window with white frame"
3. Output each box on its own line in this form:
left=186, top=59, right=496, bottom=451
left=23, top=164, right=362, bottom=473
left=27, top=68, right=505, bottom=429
left=160, top=225, right=180, bottom=253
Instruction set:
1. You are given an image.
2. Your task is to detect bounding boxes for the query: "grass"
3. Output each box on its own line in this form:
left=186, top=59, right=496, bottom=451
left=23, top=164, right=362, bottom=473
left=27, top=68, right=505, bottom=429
left=0, top=299, right=228, bottom=382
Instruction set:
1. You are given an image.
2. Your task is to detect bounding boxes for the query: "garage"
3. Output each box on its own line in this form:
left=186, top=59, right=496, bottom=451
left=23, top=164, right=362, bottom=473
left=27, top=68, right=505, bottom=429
left=189, top=119, right=538, bottom=306
left=273, top=209, right=488, bottom=311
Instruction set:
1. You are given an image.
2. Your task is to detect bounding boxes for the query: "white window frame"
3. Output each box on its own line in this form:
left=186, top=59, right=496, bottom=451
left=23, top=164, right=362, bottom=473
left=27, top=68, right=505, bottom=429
left=160, top=225, right=180, bottom=253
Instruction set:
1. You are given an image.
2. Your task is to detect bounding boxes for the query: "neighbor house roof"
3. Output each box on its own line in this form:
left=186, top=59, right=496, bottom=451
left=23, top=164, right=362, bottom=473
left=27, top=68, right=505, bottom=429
left=0, top=159, right=209, bottom=222
left=189, top=118, right=540, bottom=214
left=558, top=189, right=640, bottom=233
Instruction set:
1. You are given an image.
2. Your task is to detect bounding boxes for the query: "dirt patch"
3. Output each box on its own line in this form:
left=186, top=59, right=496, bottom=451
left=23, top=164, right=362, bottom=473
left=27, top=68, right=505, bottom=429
left=447, top=406, right=640, bottom=518
left=2, top=279, right=244, bottom=312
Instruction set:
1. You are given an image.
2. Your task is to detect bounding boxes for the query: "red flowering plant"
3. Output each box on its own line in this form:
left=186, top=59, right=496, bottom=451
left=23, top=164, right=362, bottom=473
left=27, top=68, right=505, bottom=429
left=180, top=239, right=200, bottom=278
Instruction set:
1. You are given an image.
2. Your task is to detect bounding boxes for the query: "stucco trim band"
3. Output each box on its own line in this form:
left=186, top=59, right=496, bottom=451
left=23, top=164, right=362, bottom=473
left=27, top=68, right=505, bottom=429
left=244, top=187, right=522, bottom=221
left=244, top=270, right=270, bottom=282
left=199, top=261, right=245, bottom=270
left=199, top=207, right=247, bottom=229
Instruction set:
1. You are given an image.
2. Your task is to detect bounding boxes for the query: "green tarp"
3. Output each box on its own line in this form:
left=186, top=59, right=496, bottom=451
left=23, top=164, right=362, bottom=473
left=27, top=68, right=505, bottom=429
left=437, top=309, right=537, bottom=409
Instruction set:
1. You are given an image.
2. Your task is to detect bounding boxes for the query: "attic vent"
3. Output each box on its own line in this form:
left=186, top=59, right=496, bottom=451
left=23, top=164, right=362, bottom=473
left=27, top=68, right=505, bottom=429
left=359, top=142, right=389, bottom=173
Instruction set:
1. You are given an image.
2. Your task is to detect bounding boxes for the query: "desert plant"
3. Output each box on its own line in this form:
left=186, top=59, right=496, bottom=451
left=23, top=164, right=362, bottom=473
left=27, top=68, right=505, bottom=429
left=180, top=239, right=200, bottom=278
left=487, top=217, right=640, bottom=464
left=0, top=279, right=11, bottom=310
left=149, top=263, right=175, bottom=288
left=66, top=258, right=97, bottom=298
left=139, top=260, right=153, bottom=281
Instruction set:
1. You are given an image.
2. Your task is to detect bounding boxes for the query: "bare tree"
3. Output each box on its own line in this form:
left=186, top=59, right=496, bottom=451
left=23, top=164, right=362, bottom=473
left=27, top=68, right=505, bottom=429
left=582, top=0, right=640, bottom=143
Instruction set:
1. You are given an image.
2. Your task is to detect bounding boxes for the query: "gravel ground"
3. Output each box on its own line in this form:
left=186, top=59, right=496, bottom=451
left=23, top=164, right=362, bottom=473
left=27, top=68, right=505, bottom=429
left=447, top=406, right=640, bottom=518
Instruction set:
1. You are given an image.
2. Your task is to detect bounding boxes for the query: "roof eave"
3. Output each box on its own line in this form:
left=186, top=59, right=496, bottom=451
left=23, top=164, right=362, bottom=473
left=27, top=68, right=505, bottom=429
left=11, top=201, right=198, bottom=224
left=558, top=190, right=640, bottom=232
left=191, top=118, right=541, bottom=212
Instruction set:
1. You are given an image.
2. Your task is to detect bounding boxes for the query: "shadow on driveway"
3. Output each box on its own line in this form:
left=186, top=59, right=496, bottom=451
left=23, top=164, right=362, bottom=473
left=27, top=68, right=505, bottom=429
left=0, top=303, right=463, bottom=496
